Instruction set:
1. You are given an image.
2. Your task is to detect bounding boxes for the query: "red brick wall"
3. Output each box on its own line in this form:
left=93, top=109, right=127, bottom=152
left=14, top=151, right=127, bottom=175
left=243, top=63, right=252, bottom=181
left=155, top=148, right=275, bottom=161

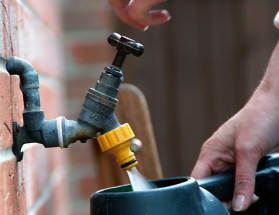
left=0, top=0, right=68, bottom=214
left=0, top=0, right=116, bottom=214
left=62, top=1, right=114, bottom=215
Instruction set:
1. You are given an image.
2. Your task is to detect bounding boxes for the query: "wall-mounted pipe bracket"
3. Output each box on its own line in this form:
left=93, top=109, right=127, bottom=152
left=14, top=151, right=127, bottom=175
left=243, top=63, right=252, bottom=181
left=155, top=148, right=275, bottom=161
left=12, top=122, right=24, bottom=161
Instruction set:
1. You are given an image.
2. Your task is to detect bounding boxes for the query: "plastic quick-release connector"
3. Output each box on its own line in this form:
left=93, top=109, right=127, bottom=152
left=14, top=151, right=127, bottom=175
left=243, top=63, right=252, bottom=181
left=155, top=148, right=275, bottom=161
left=97, top=123, right=138, bottom=170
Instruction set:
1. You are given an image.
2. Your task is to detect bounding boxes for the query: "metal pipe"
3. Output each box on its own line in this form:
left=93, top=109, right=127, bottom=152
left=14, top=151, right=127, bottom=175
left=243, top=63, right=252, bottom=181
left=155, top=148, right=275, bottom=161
left=6, top=56, right=41, bottom=112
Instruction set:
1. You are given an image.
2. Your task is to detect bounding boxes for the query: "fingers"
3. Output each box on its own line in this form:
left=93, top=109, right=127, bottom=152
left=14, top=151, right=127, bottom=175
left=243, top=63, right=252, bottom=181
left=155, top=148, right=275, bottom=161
left=108, top=0, right=131, bottom=8
left=135, top=9, right=170, bottom=27
left=113, top=8, right=149, bottom=30
left=232, top=148, right=260, bottom=212
left=191, top=160, right=212, bottom=179
left=223, top=194, right=259, bottom=212
left=128, top=1, right=171, bottom=26
left=108, top=0, right=171, bottom=30
left=191, top=129, right=235, bottom=180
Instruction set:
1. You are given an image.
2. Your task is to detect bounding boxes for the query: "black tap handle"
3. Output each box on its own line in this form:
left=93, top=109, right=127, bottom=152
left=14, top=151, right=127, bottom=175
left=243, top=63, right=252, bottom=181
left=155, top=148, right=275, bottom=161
left=108, top=33, right=144, bottom=68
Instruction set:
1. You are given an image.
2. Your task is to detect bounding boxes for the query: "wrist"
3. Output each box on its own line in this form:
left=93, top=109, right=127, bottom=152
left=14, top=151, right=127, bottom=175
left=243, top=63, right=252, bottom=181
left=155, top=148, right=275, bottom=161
left=256, top=41, right=279, bottom=98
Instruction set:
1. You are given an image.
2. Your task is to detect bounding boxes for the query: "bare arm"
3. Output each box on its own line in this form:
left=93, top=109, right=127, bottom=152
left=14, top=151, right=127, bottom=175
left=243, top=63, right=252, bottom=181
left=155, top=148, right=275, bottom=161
left=191, top=39, right=279, bottom=212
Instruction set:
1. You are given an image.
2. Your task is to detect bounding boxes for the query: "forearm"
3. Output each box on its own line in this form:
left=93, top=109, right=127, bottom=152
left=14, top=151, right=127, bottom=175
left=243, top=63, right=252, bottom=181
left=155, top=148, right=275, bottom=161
left=251, top=40, right=279, bottom=101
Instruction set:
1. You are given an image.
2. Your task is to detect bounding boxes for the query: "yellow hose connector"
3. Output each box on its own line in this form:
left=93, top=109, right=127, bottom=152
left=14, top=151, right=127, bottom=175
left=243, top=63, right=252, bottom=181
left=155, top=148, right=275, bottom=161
left=97, top=123, right=138, bottom=170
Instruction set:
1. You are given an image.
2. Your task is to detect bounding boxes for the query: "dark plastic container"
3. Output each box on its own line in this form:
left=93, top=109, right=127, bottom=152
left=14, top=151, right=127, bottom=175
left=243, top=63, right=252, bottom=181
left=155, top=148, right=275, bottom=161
left=91, top=154, right=279, bottom=215
left=90, top=177, right=229, bottom=215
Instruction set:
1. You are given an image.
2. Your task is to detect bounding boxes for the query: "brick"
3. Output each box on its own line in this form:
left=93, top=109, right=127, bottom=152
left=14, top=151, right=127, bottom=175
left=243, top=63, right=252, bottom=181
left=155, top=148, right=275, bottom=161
left=65, top=73, right=100, bottom=118
left=79, top=175, right=100, bottom=199
left=66, top=75, right=99, bottom=98
left=70, top=42, right=113, bottom=64
left=10, top=75, right=68, bottom=209
left=23, top=144, right=50, bottom=209
left=0, top=0, right=70, bottom=215
left=7, top=1, right=19, bottom=56
left=22, top=145, right=68, bottom=211
left=0, top=71, right=12, bottom=149
left=48, top=147, right=68, bottom=178
left=0, top=3, right=5, bottom=56
left=68, top=142, right=95, bottom=165
left=10, top=76, right=66, bottom=210
left=14, top=1, right=63, bottom=79
left=0, top=0, right=116, bottom=214
left=63, top=9, right=113, bottom=31
left=65, top=98, right=84, bottom=119
left=2, top=0, right=10, bottom=57
left=24, top=0, right=62, bottom=35
left=52, top=174, right=69, bottom=215
left=35, top=204, right=49, bottom=215
left=62, top=0, right=113, bottom=31
left=30, top=164, right=69, bottom=215
left=10, top=75, right=24, bottom=126
left=62, top=0, right=109, bottom=12
left=22, top=145, right=68, bottom=212
left=39, top=81, right=65, bottom=119
left=17, top=161, right=27, bottom=215
left=68, top=163, right=100, bottom=201
left=0, top=155, right=20, bottom=215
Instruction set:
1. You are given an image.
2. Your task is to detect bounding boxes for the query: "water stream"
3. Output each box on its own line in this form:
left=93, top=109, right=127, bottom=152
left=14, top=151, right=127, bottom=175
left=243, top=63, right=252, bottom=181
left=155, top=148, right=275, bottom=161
left=127, top=167, right=156, bottom=191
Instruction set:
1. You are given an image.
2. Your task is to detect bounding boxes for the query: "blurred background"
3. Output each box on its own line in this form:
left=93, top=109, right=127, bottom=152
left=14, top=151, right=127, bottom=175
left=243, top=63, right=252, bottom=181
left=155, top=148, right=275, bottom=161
left=3, top=1, right=279, bottom=215
left=63, top=1, right=279, bottom=174
left=61, top=0, right=279, bottom=214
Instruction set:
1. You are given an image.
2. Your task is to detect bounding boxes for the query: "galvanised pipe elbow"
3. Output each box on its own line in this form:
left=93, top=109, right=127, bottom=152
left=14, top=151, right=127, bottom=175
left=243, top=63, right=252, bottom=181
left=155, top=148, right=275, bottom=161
left=7, top=56, right=41, bottom=111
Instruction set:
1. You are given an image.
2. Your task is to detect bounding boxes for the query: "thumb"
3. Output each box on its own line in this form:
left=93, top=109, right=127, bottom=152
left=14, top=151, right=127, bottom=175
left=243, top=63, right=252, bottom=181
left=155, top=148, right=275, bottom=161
left=232, top=149, right=259, bottom=212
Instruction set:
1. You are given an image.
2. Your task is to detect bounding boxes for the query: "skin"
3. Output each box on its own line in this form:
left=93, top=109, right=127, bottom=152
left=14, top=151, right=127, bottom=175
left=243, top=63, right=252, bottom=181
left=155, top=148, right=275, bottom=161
left=191, top=40, right=279, bottom=212
left=108, top=1, right=279, bottom=211
left=108, top=0, right=171, bottom=30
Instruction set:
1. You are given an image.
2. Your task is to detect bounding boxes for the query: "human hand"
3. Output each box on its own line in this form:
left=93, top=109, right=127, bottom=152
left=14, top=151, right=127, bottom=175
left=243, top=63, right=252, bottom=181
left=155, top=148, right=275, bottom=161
left=108, top=0, right=171, bottom=30
left=191, top=86, right=279, bottom=212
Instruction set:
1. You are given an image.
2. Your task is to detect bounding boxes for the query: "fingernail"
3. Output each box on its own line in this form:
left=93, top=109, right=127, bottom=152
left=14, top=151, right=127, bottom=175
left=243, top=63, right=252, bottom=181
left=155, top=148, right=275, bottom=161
left=274, top=10, right=279, bottom=29
left=233, top=195, right=245, bottom=212
left=143, top=26, right=149, bottom=31
left=252, top=194, right=259, bottom=204
left=161, top=9, right=171, bottom=21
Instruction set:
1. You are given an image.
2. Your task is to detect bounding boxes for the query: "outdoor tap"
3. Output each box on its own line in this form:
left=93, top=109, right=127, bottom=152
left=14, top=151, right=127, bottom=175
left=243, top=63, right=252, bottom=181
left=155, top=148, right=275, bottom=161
left=8, top=33, right=144, bottom=170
